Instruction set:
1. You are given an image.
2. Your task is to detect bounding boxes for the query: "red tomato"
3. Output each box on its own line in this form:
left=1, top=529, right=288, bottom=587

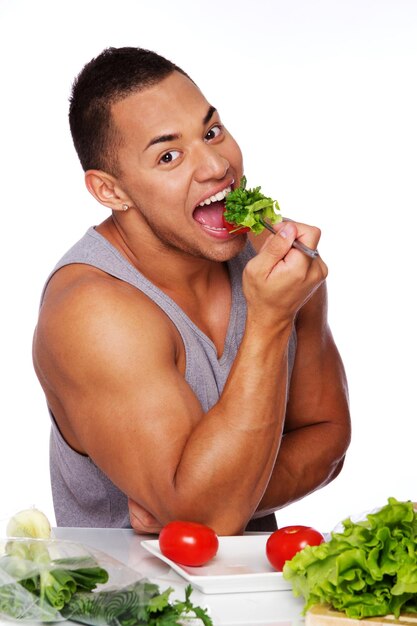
left=266, top=525, right=324, bottom=571
left=222, top=214, right=250, bottom=234
left=159, top=521, right=219, bottom=567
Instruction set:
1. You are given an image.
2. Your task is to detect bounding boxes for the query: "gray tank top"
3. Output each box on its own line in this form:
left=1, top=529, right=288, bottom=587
left=44, top=227, right=296, bottom=530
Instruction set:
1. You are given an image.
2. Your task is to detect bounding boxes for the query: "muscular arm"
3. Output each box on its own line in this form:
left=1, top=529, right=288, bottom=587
left=128, top=281, right=351, bottom=532
left=34, top=221, right=334, bottom=535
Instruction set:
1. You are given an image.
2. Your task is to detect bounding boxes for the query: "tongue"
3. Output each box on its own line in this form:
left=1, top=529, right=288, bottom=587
left=193, top=201, right=226, bottom=228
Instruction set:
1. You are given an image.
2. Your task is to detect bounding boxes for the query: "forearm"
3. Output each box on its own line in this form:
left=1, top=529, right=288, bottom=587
left=162, top=323, right=293, bottom=533
left=254, top=419, right=350, bottom=516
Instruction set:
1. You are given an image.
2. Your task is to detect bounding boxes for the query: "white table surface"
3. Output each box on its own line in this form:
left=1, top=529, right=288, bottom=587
left=1, top=527, right=306, bottom=626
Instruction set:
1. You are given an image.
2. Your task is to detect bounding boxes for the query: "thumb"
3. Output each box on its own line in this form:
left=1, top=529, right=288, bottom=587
left=258, top=220, right=296, bottom=260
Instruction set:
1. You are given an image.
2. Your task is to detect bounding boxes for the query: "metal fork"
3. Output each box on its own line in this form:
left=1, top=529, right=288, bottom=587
left=259, top=219, right=319, bottom=259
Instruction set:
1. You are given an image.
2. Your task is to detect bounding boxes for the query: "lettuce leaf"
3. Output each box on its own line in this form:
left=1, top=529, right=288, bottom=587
left=224, top=176, right=282, bottom=234
left=283, top=497, right=417, bottom=619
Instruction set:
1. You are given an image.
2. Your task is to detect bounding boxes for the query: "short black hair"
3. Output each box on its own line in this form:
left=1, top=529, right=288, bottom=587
left=69, top=46, right=189, bottom=175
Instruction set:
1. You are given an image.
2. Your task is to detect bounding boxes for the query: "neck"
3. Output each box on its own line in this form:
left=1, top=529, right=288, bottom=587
left=96, top=214, right=235, bottom=356
left=96, top=215, right=230, bottom=294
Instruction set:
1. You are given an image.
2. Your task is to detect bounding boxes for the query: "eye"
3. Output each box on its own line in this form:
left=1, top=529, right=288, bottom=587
left=159, top=150, right=181, bottom=164
left=205, top=124, right=223, bottom=142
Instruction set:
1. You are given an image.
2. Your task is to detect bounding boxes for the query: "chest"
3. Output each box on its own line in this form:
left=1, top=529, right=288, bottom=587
left=167, top=273, right=232, bottom=359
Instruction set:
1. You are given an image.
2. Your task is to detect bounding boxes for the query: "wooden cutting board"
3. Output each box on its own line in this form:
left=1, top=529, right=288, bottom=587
left=306, top=604, right=417, bottom=625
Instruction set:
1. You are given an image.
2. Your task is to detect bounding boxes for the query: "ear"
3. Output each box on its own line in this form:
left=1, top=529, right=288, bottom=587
left=84, top=170, right=133, bottom=212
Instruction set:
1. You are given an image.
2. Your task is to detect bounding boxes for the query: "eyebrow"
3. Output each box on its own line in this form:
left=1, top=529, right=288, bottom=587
left=203, top=105, right=217, bottom=125
left=145, top=133, right=180, bottom=150
left=145, top=105, right=218, bottom=150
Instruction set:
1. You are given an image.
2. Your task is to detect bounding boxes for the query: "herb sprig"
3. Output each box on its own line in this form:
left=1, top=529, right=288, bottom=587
left=224, top=176, right=282, bottom=234
left=63, top=581, right=213, bottom=626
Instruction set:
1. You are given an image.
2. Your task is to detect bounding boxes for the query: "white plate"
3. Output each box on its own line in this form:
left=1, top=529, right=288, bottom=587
left=141, top=534, right=292, bottom=594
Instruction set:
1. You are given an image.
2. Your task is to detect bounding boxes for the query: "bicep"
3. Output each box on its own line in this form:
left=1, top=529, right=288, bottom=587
left=36, top=280, right=203, bottom=512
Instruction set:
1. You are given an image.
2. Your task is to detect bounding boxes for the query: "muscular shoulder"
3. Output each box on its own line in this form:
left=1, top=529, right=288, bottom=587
left=34, top=264, right=181, bottom=382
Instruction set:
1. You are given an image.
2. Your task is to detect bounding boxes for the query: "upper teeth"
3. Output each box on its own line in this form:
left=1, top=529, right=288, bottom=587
left=199, top=186, right=231, bottom=207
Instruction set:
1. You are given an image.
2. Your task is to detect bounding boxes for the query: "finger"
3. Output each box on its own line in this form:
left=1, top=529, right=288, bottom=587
left=266, top=226, right=319, bottom=259
left=255, top=221, right=298, bottom=273
left=128, top=498, right=162, bottom=534
left=129, top=511, right=162, bottom=534
left=282, top=217, right=322, bottom=251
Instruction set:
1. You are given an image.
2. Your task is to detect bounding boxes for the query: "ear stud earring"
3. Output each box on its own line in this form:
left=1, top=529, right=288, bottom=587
left=122, top=204, right=129, bottom=211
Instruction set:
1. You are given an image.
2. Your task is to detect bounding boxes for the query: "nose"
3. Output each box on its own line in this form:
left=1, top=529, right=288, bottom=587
left=193, top=143, right=230, bottom=182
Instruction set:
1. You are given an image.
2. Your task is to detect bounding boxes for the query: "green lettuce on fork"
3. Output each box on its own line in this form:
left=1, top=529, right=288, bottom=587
left=283, top=497, right=417, bottom=619
left=223, top=176, right=282, bottom=234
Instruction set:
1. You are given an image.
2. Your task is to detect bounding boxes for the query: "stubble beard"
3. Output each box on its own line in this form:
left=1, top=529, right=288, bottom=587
left=147, top=218, right=248, bottom=263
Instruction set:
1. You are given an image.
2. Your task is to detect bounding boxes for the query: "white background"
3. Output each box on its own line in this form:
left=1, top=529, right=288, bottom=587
left=0, top=0, right=416, bottom=533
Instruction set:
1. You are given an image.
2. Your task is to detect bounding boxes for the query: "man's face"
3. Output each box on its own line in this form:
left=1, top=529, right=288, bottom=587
left=111, top=71, right=246, bottom=261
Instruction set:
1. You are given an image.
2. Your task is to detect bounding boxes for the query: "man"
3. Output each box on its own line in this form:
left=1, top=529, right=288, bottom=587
left=33, top=47, right=351, bottom=535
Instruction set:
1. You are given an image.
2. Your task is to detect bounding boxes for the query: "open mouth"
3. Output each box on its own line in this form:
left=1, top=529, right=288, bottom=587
left=193, top=185, right=231, bottom=232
